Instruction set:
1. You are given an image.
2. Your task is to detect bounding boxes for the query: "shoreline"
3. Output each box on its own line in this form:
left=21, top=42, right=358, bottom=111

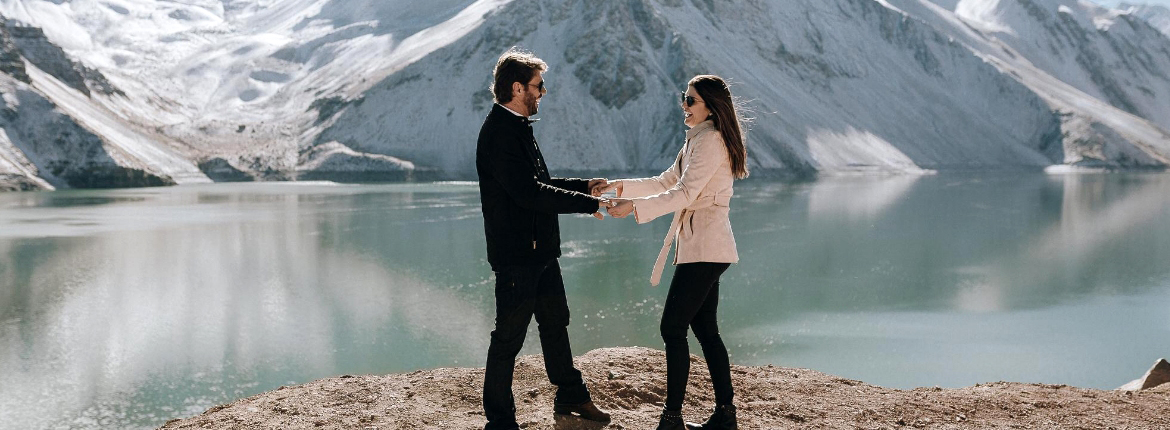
left=160, top=347, right=1170, bottom=429
left=10, top=168, right=1170, bottom=194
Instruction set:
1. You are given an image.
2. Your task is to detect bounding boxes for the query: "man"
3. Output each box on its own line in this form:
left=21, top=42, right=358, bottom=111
left=475, top=48, right=613, bottom=430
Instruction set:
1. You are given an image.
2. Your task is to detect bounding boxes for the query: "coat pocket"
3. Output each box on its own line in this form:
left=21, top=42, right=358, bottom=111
left=684, top=208, right=715, bottom=238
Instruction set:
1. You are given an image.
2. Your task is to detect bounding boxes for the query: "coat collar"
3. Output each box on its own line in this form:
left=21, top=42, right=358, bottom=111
left=492, top=103, right=539, bottom=125
left=685, top=120, right=714, bottom=140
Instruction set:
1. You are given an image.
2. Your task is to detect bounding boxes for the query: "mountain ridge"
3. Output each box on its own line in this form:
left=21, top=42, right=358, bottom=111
left=2, top=0, right=1170, bottom=190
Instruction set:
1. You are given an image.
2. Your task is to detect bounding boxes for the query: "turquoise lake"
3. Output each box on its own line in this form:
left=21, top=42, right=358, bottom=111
left=1, top=173, right=1168, bottom=429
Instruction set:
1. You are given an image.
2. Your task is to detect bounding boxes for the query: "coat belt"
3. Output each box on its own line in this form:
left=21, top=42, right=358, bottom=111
left=649, top=194, right=731, bottom=286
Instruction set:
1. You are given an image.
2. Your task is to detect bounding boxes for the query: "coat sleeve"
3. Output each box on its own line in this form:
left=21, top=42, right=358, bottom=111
left=615, top=146, right=684, bottom=198
left=630, top=132, right=725, bottom=223
left=548, top=177, right=589, bottom=194
left=485, top=135, right=601, bottom=215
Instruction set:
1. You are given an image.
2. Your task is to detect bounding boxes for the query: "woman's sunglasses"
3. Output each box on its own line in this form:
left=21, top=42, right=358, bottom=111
left=681, top=91, right=704, bottom=107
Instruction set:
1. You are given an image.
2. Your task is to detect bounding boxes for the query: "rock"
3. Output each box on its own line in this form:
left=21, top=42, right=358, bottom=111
left=197, top=157, right=254, bottom=182
left=1117, top=358, right=1170, bottom=391
left=0, top=173, right=50, bottom=191
left=0, top=16, right=29, bottom=83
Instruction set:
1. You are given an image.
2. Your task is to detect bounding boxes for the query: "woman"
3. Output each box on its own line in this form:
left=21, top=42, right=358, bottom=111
left=604, top=75, right=748, bottom=430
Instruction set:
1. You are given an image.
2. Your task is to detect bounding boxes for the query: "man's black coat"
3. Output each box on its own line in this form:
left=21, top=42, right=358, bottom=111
left=476, top=103, right=600, bottom=270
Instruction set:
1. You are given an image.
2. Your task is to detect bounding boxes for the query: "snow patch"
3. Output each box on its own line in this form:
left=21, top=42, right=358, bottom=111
left=298, top=141, right=414, bottom=172
left=1043, top=164, right=1108, bottom=174
left=806, top=127, right=934, bottom=175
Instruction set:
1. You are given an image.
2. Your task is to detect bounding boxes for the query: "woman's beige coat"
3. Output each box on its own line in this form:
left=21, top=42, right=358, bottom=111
left=617, top=120, right=738, bottom=286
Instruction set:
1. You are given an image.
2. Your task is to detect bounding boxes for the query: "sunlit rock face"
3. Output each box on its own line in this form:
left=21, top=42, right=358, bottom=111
left=2, top=0, right=1170, bottom=190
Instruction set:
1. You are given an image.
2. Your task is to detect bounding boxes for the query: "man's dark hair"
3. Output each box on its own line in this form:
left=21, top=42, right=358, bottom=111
left=491, top=47, right=547, bottom=104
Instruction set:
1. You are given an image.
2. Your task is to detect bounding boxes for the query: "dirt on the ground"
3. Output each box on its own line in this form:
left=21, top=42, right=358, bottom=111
left=160, top=347, right=1170, bottom=429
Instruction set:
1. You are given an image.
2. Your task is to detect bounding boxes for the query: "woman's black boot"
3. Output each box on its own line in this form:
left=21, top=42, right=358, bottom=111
left=655, top=407, right=686, bottom=430
left=684, top=404, right=737, bottom=430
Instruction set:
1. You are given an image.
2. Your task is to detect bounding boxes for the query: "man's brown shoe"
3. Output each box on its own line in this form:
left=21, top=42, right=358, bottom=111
left=553, top=401, right=611, bottom=423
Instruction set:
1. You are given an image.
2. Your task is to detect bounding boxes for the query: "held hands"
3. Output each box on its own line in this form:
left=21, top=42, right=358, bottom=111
left=588, top=178, right=631, bottom=219
left=592, top=198, right=613, bottom=220
left=589, top=178, right=622, bottom=197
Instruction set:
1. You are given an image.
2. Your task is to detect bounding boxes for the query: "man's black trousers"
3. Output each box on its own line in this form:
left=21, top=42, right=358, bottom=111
left=483, top=259, right=590, bottom=428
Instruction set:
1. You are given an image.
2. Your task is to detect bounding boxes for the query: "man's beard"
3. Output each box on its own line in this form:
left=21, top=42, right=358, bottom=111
left=526, top=92, right=539, bottom=115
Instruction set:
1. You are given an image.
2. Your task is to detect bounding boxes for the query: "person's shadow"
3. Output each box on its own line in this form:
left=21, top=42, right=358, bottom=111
left=552, top=413, right=610, bottom=430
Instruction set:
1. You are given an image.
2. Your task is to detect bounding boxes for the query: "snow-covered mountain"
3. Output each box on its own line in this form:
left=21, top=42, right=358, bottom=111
left=1, top=0, right=1170, bottom=190
left=889, top=0, right=1170, bottom=167
left=319, top=0, right=1170, bottom=175
left=1121, top=2, right=1170, bottom=37
left=0, top=16, right=208, bottom=191
left=321, top=0, right=1066, bottom=176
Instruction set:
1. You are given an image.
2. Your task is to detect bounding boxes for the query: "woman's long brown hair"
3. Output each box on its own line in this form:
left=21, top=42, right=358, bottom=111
left=690, top=75, right=749, bottom=179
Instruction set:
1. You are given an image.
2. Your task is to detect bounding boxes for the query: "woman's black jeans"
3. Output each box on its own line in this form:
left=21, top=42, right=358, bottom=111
left=661, top=262, right=734, bottom=411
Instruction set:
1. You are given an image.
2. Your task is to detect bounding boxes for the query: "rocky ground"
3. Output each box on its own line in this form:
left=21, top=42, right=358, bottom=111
left=161, top=347, right=1170, bottom=429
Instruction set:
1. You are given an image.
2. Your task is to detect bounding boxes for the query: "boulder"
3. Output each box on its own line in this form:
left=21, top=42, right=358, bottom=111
left=1118, top=358, right=1170, bottom=391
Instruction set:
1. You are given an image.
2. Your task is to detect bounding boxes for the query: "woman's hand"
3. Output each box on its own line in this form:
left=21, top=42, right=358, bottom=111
left=591, top=198, right=615, bottom=220
left=607, top=198, right=634, bottom=218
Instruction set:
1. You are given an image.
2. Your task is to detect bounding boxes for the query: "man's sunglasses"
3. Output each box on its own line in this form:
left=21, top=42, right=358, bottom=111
left=681, top=91, right=704, bottom=107
left=527, top=81, right=546, bottom=95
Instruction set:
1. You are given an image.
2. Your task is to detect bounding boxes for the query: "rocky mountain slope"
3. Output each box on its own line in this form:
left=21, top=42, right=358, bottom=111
left=1122, top=2, right=1170, bottom=36
left=0, top=16, right=209, bottom=191
left=2, top=0, right=1170, bottom=190
left=320, top=0, right=1065, bottom=177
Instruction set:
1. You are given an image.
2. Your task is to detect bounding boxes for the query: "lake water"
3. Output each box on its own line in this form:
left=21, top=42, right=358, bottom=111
left=1, top=173, right=1168, bottom=429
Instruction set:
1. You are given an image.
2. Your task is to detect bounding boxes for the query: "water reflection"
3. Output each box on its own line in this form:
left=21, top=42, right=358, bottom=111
left=728, top=173, right=1170, bottom=316
left=736, top=289, right=1169, bottom=390
left=0, top=184, right=495, bottom=428
left=725, top=173, right=1170, bottom=388
left=0, top=175, right=1168, bottom=429
left=806, top=174, right=922, bottom=221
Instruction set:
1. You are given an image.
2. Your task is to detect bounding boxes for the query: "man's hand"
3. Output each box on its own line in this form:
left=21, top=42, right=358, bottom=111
left=607, top=198, right=634, bottom=218
left=588, top=178, right=609, bottom=196
left=597, top=181, right=623, bottom=197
